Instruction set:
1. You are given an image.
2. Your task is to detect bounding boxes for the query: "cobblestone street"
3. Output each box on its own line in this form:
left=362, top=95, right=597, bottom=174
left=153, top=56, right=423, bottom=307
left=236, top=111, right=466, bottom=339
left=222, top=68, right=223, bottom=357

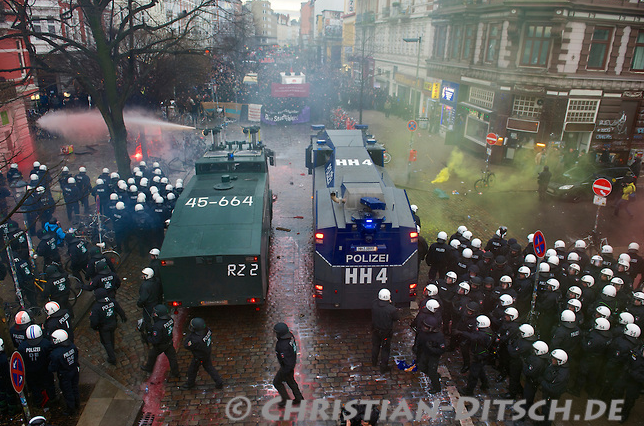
left=2, top=110, right=643, bottom=425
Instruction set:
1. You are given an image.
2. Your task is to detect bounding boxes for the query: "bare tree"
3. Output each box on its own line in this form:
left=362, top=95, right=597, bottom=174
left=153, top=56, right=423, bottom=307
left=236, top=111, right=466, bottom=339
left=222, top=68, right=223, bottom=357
left=0, top=0, right=237, bottom=174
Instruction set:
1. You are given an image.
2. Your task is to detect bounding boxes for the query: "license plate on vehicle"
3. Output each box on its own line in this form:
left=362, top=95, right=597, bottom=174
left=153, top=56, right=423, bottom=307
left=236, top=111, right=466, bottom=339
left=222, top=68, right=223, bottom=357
left=355, top=246, right=378, bottom=252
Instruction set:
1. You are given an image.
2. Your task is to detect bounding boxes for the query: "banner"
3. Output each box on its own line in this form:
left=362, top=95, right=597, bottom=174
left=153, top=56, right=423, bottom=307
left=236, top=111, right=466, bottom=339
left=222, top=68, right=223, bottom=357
left=261, top=106, right=310, bottom=125
left=248, top=104, right=262, bottom=122
left=221, top=102, right=241, bottom=119
left=271, top=83, right=310, bottom=98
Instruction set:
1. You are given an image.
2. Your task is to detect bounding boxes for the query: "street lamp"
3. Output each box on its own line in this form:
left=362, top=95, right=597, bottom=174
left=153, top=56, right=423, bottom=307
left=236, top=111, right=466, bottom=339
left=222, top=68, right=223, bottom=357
left=403, top=36, right=421, bottom=182
left=403, top=36, right=422, bottom=121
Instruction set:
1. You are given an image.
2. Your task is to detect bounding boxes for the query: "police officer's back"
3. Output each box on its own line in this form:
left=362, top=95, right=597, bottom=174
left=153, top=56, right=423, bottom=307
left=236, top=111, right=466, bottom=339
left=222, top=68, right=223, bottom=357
left=371, top=289, right=400, bottom=372
left=141, top=305, right=179, bottom=377
left=44, top=301, right=74, bottom=342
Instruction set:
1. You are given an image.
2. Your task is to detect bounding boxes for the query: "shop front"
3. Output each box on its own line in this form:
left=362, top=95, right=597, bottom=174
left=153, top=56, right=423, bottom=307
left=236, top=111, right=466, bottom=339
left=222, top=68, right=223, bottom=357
left=439, top=80, right=459, bottom=131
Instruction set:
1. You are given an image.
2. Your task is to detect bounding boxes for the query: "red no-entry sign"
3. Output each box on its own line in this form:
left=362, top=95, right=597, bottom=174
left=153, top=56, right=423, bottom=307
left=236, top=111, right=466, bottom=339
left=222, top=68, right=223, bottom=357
left=10, top=352, right=25, bottom=393
left=486, top=133, right=498, bottom=145
left=592, top=178, right=612, bottom=197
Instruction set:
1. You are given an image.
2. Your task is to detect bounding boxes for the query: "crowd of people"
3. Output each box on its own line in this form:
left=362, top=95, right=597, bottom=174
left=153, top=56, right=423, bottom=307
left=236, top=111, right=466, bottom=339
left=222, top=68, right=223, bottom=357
left=374, top=223, right=644, bottom=424
left=0, top=158, right=186, bottom=420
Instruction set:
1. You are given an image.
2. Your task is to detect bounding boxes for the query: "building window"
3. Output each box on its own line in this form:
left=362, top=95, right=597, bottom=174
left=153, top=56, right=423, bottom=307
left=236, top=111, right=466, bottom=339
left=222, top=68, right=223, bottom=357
left=434, top=25, right=446, bottom=59
left=566, top=99, right=599, bottom=123
left=485, top=23, right=502, bottom=63
left=469, top=87, right=494, bottom=109
left=462, top=26, right=475, bottom=61
left=450, top=26, right=463, bottom=60
left=48, top=19, right=56, bottom=34
left=632, top=31, right=644, bottom=71
left=520, top=25, right=551, bottom=67
left=512, top=96, right=543, bottom=118
left=587, top=27, right=612, bottom=69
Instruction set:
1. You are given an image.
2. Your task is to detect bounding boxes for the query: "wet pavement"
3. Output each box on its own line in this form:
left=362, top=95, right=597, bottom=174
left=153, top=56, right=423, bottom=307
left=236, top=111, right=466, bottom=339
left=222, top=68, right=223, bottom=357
left=1, top=109, right=643, bottom=425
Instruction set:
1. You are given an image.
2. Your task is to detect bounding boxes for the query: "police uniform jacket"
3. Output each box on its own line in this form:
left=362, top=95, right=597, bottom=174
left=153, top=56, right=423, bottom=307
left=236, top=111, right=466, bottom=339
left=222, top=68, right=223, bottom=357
left=49, top=342, right=79, bottom=376
left=498, top=320, right=520, bottom=345
left=582, top=329, right=612, bottom=359
left=62, top=183, right=80, bottom=203
left=425, top=242, right=451, bottom=267
left=90, top=296, right=126, bottom=331
left=45, top=309, right=73, bottom=341
left=460, top=328, right=494, bottom=362
left=74, top=173, right=91, bottom=197
left=627, top=304, right=644, bottom=330
left=605, top=335, right=640, bottom=371
left=15, top=258, right=35, bottom=285
left=9, top=323, right=29, bottom=350
left=551, top=324, right=582, bottom=357
left=540, top=363, right=569, bottom=398
left=275, top=332, right=297, bottom=372
left=371, top=300, right=399, bottom=332
left=626, top=350, right=644, bottom=385
left=508, top=337, right=534, bottom=360
left=413, top=329, right=446, bottom=363
left=44, top=271, right=70, bottom=301
left=87, top=270, right=120, bottom=296
left=18, top=338, right=53, bottom=373
left=183, top=328, right=213, bottom=360
left=523, top=353, right=548, bottom=382
left=137, top=278, right=162, bottom=312
left=67, top=239, right=89, bottom=264
left=148, top=315, right=174, bottom=349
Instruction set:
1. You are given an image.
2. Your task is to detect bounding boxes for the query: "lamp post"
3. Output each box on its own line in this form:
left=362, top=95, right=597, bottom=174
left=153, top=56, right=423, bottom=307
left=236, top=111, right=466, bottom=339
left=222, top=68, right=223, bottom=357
left=403, top=36, right=422, bottom=182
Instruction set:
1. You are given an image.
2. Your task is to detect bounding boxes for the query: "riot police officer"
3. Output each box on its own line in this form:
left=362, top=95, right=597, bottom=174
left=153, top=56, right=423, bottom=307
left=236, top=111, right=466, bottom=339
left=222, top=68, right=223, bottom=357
left=600, top=323, right=641, bottom=401
left=85, top=260, right=121, bottom=298
left=457, top=315, right=495, bottom=396
left=62, top=177, right=80, bottom=223
left=271, top=322, right=303, bottom=406
left=137, top=267, right=163, bottom=328
left=141, top=305, right=180, bottom=377
left=89, top=288, right=127, bottom=365
left=182, top=318, right=224, bottom=390
left=65, top=234, right=89, bottom=283
left=18, top=325, right=55, bottom=408
left=9, top=310, right=31, bottom=348
left=572, top=317, right=612, bottom=397
left=48, top=329, right=80, bottom=415
left=43, top=264, right=72, bottom=315
left=14, top=256, right=37, bottom=307
left=522, top=340, right=549, bottom=406
left=413, top=316, right=446, bottom=393
left=44, top=301, right=74, bottom=342
left=506, top=324, right=536, bottom=399
left=75, top=166, right=91, bottom=214
left=426, top=231, right=451, bottom=280
left=539, top=349, right=570, bottom=426
left=371, top=289, right=399, bottom=373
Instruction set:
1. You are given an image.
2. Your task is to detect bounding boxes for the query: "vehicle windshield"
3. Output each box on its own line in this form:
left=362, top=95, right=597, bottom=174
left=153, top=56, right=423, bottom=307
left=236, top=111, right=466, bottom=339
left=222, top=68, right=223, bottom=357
left=561, top=166, right=594, bottom=181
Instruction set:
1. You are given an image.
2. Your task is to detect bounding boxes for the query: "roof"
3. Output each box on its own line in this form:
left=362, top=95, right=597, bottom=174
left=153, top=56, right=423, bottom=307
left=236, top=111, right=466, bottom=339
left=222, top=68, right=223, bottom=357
left=161, top=156, right=268, bottom=259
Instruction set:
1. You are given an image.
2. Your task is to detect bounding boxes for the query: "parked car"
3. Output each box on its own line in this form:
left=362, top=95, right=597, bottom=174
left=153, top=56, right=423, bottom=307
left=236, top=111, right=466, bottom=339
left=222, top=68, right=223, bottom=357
left=547, top=165, right=637, bottom=202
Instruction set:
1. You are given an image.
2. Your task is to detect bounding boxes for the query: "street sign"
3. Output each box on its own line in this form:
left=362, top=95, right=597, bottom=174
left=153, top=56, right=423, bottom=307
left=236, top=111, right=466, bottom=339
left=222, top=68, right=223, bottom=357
left=486, top=133, right=498, bottom=145
left=533, top=230, right=547, bottom=259
left=593, top=195, right=607, bottom=206
left=592, top=178, right=612, bottom=197
left=10, top=352, right=25, bottom=393
left=407, top=120, right=417, bottom=132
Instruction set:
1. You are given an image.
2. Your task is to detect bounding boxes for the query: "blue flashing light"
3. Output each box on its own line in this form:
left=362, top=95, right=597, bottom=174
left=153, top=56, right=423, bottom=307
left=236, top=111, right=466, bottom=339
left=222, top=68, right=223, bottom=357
left=355, top=124, right=368, bottom=130
left=228, top=153, right=234, bottom=160
left=317, top=139, right=327, bottom=145
left=311, top=124, right=325, bottom=131
left=363, top=219, right=377, bottom=230
left=366, top=138, right=377, bottom=144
